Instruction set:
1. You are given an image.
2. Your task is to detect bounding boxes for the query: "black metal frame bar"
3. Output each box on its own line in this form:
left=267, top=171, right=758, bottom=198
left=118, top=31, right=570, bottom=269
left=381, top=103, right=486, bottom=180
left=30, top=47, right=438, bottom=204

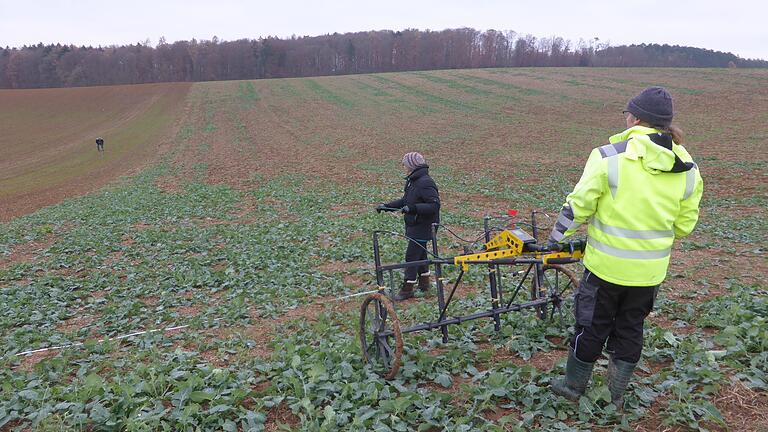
left=484, top=216, right=502, bottom=331
left=379, top=296, right=552, bottom=337
left=370, top=210, right=570, bottom=342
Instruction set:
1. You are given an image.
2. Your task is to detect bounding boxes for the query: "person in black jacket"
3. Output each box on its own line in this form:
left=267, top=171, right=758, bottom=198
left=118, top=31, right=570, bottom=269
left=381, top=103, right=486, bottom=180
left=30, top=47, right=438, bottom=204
left=376, top=152, right=441, bottom=301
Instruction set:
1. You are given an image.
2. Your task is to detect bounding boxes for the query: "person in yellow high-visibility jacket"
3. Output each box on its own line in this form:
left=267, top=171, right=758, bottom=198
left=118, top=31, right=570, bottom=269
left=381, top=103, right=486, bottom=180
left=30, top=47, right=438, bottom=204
left=550, top=87, right=703, bottom=409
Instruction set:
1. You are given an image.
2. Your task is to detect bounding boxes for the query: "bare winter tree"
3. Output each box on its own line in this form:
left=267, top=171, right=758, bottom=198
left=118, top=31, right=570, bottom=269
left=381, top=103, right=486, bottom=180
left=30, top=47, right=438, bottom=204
left=0, top=29, right=763, bottom=88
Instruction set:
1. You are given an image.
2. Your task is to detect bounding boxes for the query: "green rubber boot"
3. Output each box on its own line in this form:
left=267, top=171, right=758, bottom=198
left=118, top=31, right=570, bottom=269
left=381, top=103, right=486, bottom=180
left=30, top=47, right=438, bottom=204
left=551, top=349, right=595, bottom=401
left=607, top=357, right=636, bottom=410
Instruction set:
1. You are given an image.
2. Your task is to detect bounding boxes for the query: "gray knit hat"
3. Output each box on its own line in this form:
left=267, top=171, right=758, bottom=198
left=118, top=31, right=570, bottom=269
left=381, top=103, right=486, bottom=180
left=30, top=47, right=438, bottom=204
left=402, top=152, right=426, bottom=170
left=626, top=86, right=674, bottom=127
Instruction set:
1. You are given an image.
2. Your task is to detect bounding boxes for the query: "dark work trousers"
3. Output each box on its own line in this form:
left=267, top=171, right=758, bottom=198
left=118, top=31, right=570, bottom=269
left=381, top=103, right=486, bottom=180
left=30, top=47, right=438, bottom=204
left=571, top=269, right=658, bottom=363
left=404, top=239, right=430, bottom=282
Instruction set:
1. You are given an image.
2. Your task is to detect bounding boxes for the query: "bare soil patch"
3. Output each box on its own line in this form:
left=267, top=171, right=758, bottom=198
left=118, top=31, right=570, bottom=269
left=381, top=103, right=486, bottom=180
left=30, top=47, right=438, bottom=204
left=174, top=304, right=203, bottom=317
left=479, top=342, right=564, bottom=373
left=647, top=313, right=696, bottom=335
left=13, top=350, right=59, bottom=372
left=56, top=313, right=96, bottom=334
left=0, top=234, right=56, bottom=269
left=264, top=402, right=300, bottom=432
left=714, top=380, right=768, bottom=431
left=315, top=260, right=370, bottom=273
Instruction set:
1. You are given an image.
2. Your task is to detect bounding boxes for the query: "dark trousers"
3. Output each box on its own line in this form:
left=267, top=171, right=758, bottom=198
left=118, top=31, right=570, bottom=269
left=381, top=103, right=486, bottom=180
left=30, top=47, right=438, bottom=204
left=404, top=239, right=429, bottom=281
left=571, top=269, right=657, bottom=364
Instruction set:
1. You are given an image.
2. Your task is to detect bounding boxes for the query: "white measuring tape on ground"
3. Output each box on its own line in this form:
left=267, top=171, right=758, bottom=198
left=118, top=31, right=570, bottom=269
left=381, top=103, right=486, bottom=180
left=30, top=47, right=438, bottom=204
left=14, top=325, right=190, bottom=357
left=334, top=289, right=383, bottom=301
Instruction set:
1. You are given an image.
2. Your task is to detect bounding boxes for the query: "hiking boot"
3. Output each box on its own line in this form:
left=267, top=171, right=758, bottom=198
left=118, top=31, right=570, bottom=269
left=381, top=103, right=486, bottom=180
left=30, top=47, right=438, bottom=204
left=418, top=272, right=432, bottom=292
left=392, top=281, right=416, bottom=301
left=551, top=349, right=595, bottom=401
left=607, top=357, right=636, bottom=411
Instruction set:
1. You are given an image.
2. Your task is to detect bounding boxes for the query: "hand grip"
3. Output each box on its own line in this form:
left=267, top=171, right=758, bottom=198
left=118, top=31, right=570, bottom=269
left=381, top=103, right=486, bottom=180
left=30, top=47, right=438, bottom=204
left=546, top=258, right=579, bottom=264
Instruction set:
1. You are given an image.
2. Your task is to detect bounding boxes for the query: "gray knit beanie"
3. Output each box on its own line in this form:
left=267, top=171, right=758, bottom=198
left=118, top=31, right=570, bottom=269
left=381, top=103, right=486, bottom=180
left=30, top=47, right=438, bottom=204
left=402, top=152, right=426, bottom=170
left=626, top=86, right=674, bottom=127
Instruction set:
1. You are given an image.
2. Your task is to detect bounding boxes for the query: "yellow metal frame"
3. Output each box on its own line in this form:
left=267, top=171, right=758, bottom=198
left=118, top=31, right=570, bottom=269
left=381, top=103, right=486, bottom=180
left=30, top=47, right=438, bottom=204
left=540, top=249, right=583, bottom=265
left=454, top=248, right=518, bottom=271
left=453, top=229, right=582, bottom=271
left=483, top=230, right=524, bottom=252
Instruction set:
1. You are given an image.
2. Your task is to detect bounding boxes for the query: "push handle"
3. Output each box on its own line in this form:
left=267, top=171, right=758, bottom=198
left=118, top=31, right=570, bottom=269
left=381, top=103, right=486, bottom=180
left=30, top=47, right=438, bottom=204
left=526, top=239, right=587, bottom=253
left=545, top=257, right=580, bottom=264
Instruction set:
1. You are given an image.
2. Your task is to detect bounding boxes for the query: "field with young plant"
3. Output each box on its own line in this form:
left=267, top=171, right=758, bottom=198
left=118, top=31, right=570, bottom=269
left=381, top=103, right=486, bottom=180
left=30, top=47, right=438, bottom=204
left=1, top=68, right=767, bottom=431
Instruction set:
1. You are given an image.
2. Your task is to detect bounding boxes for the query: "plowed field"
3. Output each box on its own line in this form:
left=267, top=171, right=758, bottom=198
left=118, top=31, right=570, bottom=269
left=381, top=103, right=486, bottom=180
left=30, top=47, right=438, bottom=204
left=1, top=69, right=766, bottom=431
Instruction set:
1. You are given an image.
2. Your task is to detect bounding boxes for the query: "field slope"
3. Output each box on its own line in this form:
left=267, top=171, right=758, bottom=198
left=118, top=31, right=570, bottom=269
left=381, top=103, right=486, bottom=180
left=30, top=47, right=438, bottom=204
left=1, top=69, right=766, bottom=431
left=0, top=83, right=191, bottom=220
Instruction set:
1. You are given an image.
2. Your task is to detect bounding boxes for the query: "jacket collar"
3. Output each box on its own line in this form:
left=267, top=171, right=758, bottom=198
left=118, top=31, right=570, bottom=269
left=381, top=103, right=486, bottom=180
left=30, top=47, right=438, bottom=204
left=406, top=165, right=429, bottom=180
left=609, top=125, right=660, bottom=146
left=609, top=126, right=691, bottom=173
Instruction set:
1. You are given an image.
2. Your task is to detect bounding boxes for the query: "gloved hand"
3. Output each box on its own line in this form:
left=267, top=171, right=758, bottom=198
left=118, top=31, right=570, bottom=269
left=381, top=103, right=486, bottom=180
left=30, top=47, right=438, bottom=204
left=400, top=205, right=411, bottom=214
left=546, top=240, right=563, bottom=252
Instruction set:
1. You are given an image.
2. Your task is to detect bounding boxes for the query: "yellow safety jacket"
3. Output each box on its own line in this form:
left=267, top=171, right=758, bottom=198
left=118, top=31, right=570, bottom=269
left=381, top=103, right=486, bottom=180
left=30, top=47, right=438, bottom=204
left=550, top=126, right=703, bottom=286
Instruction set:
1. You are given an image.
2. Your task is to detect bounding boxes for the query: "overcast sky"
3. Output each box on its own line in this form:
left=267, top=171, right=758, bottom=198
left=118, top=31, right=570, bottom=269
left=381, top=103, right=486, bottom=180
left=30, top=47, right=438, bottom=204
left=1, top=0, right=766, bottom=60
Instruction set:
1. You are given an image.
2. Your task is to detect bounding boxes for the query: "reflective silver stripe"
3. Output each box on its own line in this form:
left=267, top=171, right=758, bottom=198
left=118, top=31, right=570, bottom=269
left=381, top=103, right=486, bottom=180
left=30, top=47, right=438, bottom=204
left=588, top=238, right=671, bottom=259
left=591, top=218, right=673, bottom=239
left=556, top=213, right=574, bottom=229
left=559, top=204, right=581, bottom=230
left=550, top=204, right=580, bottom=241
left=613, top=140, right=629, bottom=153
left=607, top=156, right=619, bottom=198
left=600, top=144, right=617, bottom=158
left=599, top=140, right=628, bottom=158
left=550, top=229, right=565, bottom=242
left=683, top=163, right=698, bottom=200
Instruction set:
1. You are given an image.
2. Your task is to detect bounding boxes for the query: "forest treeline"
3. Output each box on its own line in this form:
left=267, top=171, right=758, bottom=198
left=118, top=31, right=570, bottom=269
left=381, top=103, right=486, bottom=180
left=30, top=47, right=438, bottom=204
left=2, top=28, right=766, bottom=89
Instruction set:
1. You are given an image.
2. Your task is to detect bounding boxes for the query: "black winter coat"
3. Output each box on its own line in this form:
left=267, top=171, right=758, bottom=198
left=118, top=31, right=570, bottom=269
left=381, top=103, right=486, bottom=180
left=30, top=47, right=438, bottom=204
left=385, top=165, right=440, bottom=240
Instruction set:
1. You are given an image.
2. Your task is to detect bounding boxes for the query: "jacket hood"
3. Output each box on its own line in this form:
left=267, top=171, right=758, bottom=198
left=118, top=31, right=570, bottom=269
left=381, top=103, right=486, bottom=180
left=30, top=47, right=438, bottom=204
left=609, top=126, right=692, bottom=174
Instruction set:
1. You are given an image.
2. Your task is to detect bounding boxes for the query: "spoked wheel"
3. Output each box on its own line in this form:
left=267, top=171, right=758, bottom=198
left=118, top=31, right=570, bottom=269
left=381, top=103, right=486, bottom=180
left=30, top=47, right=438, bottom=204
left=541, top=264, right=580, bottom=319
left=359, top=293, right=403, bottom=379
left=532, top=264, right=580, bottom=320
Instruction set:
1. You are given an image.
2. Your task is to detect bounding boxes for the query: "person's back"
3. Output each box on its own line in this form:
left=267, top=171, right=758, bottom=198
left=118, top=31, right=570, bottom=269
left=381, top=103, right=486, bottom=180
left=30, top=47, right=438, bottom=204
left=574, top=126, right=702, bottom=286
left=401, top=165, right=440, bottom=239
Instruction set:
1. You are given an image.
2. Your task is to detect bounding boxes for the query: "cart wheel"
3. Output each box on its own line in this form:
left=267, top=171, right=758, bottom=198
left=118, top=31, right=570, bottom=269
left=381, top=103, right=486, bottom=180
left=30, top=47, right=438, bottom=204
left=359, top=293, right=403, bottom=379
left=532, top=265, right=580, bottom=320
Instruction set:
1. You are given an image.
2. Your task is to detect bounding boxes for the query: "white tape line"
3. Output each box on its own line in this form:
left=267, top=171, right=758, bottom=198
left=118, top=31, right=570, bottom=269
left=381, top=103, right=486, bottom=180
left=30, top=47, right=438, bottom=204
left=14, top=325, right=190, bottom=357
left=334, top=289, right=381, bottom=301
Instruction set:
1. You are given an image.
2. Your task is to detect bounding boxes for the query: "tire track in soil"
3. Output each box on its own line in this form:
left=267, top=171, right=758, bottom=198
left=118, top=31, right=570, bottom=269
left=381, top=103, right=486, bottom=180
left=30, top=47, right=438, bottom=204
left=155, top=84, right=218, bottom=191
left=153, top=80, right=371, bottom=367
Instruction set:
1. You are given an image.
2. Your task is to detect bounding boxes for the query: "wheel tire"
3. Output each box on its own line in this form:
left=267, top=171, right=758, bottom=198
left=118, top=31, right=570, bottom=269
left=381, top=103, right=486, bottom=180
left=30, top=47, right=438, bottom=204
left=359, top=293, right=403, bottom=379
left=533, top=264, right=580, bottom=320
